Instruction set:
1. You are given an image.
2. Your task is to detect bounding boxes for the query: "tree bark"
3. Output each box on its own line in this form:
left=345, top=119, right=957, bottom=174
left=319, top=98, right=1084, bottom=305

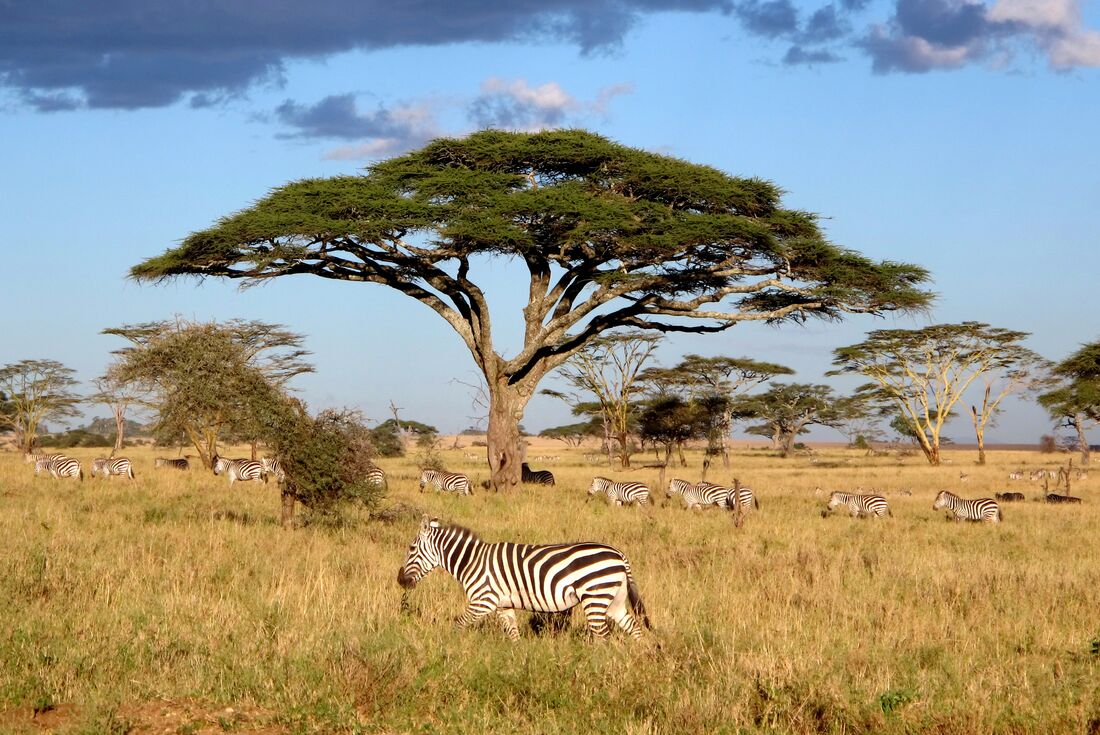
left=112, top=404, right=126, bottom=456
left=280, top=490, right=295, bottom=527
left=486, top=381, right=532, bottom=491
left=1073, top=413, right=1091, bottom=466
left=970, top=403, right=987, bottom=465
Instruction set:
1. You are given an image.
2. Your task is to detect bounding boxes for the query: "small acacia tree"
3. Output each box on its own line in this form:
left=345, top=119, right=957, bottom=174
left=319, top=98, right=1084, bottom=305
left=131, top=129, right=931, bottom=490
left=539, top=420, right=600, bottom=447
left=639, top=396, right=704, bottom=488
left=544, top=332, right=662, bottom=468
left=89, top=376, right=144, bottom=454
left=0, top=359, right=82, bottom=452
left=731, top=383, right=842, bottom=457
left=103, top=319, right=313, bottom=468
left=641, top=355, right=792, bottom=466
left=831, top=323, right=1041, bottom=466
left=1039, top=340, right=1100, bottom=466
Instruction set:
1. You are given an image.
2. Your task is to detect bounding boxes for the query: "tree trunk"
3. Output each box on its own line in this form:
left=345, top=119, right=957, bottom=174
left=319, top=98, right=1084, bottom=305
left=970, top=404, right=986, bottom=465
left=617, top=431, right=632, bottom=469
left=250, top=440, right=258, bottom=461
left=658, top=445, right=671, bottom=495
left=676, top=440, right=686, bottom=467
left=780, top=431, right=795, bottom=458
left=487, top=382, right=531, bottom=492
left=280, top=490, right=296, bottom=528
left=1073, top=414, right=1090, bottom=466
left=113, top=404, right=125, bottom=456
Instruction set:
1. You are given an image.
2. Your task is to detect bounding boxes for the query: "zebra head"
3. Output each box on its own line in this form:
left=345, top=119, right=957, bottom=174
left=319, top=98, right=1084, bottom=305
left=826, top=492, right=844, bottom=511
left=212, top=454, right=229, bottom=475
left=666, top=478, right=690, bottom=498
left=932, top=490, right=952, bottom=511
left=588, top=477, right=610, bottom=496
left=418, top=470, right=433, bottom=491
left=398, top=517, right=445, bottom=589
left=92, top=458, right=109, bottom=478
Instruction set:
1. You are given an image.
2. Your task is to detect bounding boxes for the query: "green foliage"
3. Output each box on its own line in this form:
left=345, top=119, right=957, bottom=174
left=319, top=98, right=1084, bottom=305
left=260, top=404, right=385, bottom=518
left=731, top=383, right=842, bottom=456
left=539, top=420, right=602, bottom=446
left=1039, top=340, right=1100, bottom=424
left=369, top=422, right=405, bottom=457
left=374, top=418, right=438, bottom=436
left=639, top=396, right=706, bottom=455
left=878, top=688, right=918, bottom=716
left=38, top=429, right=112, bottom=448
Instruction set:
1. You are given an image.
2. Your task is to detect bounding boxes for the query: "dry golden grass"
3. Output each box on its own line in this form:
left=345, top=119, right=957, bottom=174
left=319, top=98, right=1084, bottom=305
left=0, top=444, right=1098, bottom=734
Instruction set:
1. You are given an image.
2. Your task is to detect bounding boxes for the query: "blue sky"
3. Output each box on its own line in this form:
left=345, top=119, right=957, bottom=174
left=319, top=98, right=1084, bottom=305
left=1, top=1, right=1098, bottom=443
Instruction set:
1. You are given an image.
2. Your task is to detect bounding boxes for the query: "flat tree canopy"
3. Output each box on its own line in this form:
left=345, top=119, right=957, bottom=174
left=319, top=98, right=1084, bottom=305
left=132, top=129, right=932, bottom=489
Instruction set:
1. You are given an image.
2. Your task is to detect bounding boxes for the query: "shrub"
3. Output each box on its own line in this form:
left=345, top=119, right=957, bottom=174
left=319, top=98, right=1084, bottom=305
left=1039, top=435, right=1057, bottom=454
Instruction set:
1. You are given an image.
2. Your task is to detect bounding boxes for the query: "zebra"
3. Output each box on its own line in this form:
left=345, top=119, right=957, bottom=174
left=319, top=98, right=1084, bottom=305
left=419, top=469, right=472, bottom=495
left=725, top=485, right=760, bottom=513
left=397, top=517, right=650, bottom=641
left=826, top=491, right=890, bottom=518
left=587, top=477, right=650, bottom=506
left=212, top=454, right=267, bottom=486
left=932, top=490, right=1001, bottom=523
left=521, top=463, right=555, bottom=486
left=1045, top=493, right=1082, bottom=504
left=995, top=491, right=1025, bottom=502
left=91, top=457, right=135, bottom=480
left=666, top=479, right=726, bottom=509
left=367, top=464, right=387, bottom=488
left=155, top=457, right=189, bottom=470
left=1007, top=471, right=1023, bottom=481
left=40, top=455, right=83, bottom=482
left=261, top=457, right=285, bottom=483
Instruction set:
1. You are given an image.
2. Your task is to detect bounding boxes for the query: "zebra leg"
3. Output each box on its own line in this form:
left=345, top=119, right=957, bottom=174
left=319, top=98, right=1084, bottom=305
left=456, top=597, right=498, bottom=630
left=495, top=609, right=521, bottom=641
left=579, top=596, right=613, bottom=639
left=605, top=582, right=643, bottom=639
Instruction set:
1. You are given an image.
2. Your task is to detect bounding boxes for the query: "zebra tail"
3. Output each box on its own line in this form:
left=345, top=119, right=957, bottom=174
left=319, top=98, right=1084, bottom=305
left=627, top=577, right=652, bottom=630
left=79, top=467, right=84, bottom=483
left=753, top=495, right=760, bottom=510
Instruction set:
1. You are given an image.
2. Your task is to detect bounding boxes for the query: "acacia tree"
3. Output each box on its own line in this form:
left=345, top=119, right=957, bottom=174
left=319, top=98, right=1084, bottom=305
left=103, top=319, right=312, bottom=468
left=89, top=376, right=144, bottom=454
left=831, top=323, right=1040, bottom=466
left=1039, top=340, right=1100, bottom=466
left=131, top=129, right=931, bottom=490
left=639, top=396, right=704, bottom=489
left=641, top=355, right=792, bottom=466
left=0, top=359, right=82, bottom=451
left=539, top=420, right=600, bottom=447
left=730, top=383, right=842, bottom=457
left=544, top=332, right=662, bottom=468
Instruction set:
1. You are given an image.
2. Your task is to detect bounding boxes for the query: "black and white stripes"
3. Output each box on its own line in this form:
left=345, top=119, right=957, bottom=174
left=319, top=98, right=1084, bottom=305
left=933, top=490, right=1001, bottom=523
left=419, top=469, right=472, bottom=495
left=521, top=463, right=555, bottom=486
left=666, top=479, right=727, bottom=509
left=398, top=517, right=650, bottom=641
left=588, top=476, right=651, bottom=506
left=212, top=454, right=267, bottom=486
left=826, top=491, right=890, bottom=518
left=92, top=457, right=135, bottom=480
left=36, top=454, right=83, bottom=482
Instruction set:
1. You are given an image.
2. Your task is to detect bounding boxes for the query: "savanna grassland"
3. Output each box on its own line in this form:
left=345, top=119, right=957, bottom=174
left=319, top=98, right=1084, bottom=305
left=1, top=443, right=1098, bottom=734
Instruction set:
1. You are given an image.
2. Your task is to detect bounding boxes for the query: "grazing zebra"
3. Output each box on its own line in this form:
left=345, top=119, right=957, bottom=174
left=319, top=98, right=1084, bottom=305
left=155, top=457, right=190, bottom=470
left=92, top=457, right=135, bottom=480
left=212, top=454, right=267, bottom=486
left=588, top=477, right=650, bottom=506
left=367, top=464, right=387, bottom=487
left=826, top=491, right=890, bottom=518
left=725, top=485, right=760, bottom=513
left=1007, top=471, right=1023, bottom=481
left=521, top=463, right=555, bottom=486
left=933, top=490, right=1001, bottom=523
left=397, top=517, right=650, bottom=641
left=24, top=451, right=62, bottom=465
left=666, top=479, right=726, bottom=509
left=41, top=455, right=83, bottom=482
left=419, top=469, right=472, bottom=495
left=995, top=491, right=1026, bottom=502
left=1045, top=493, right=1082, bottom=504
left=260, top=457, right=285, bottom=483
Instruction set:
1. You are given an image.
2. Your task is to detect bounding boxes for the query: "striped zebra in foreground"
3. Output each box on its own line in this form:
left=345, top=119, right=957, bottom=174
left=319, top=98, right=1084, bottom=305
left=398, top=517, right=650, bottom=641
left=39, top=455, right=83, bottom=482
left=725, top=485, right=759, bottom=513
left=419, top=469, right=471, bottom=495
left=261, top=457, right=285, bottom=483
left=212, top=455, right=267, bottom=486
left=666, top=479, right=726, bottom=509
left=155, top=457, right=189, bottom=470
left=588, top=477, right=651, bottom=506
left=521, top=463, right=555, bottom=486
left=92, top=457, right=135, bottom=480
left=933, top=490, right=1001, bottom=523
left=826, top=491, right=890, bottom=518
left=367, top=465, right=386, bottom=488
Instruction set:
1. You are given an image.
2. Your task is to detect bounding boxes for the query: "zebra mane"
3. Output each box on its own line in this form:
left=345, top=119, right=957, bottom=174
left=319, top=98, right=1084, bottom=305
left=438, top=522, right=482, bottom=542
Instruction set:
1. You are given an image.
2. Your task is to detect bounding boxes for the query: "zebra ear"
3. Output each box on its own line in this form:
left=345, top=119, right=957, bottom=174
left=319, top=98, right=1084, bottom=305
left=419, top=516, right=441, bottom=531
